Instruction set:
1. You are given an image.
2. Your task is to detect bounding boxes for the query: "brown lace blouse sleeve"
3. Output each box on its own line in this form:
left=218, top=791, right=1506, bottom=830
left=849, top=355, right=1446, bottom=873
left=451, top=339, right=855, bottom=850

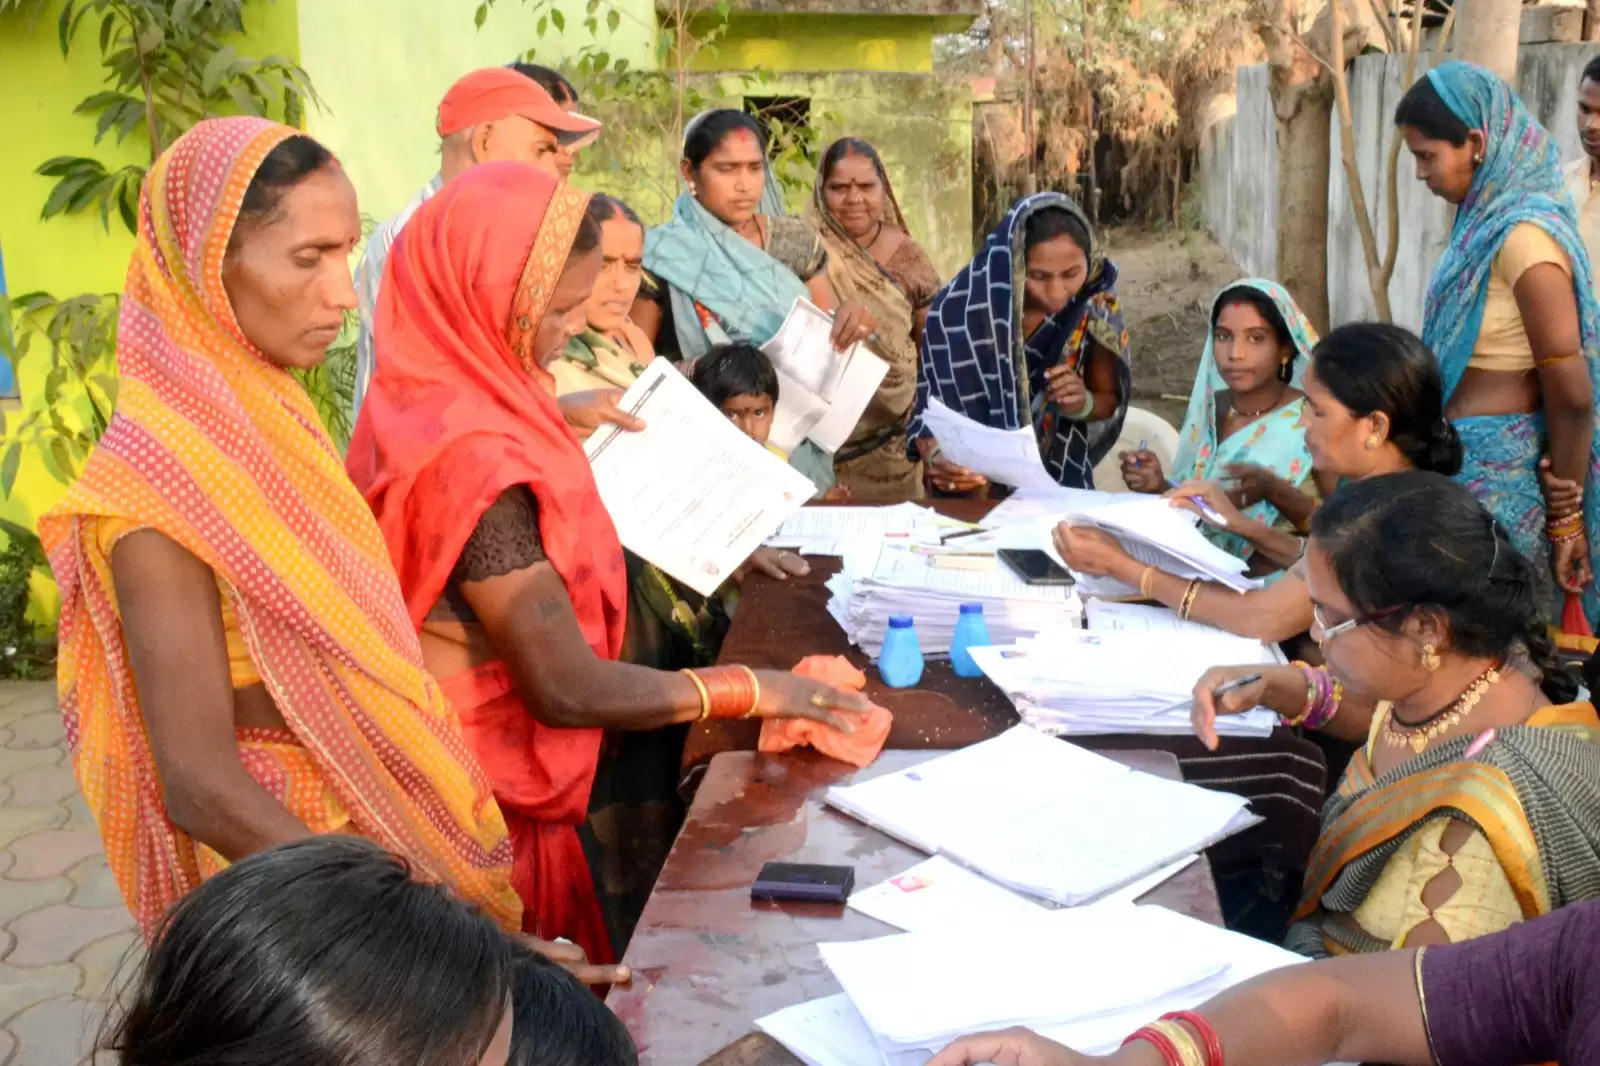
left=430, top=486, right=547, bottom=622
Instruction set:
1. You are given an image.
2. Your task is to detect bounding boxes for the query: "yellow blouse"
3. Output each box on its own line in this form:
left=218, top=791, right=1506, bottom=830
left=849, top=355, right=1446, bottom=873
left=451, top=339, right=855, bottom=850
left=1468, top=222, right=1571, bottom=372
left=1349, top=706, right=1522, bottom=945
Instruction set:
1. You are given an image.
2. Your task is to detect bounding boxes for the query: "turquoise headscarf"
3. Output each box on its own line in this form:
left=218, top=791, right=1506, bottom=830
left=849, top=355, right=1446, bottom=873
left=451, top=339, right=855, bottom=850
left=1417, top=61, right=1600, bottom=626
left=1172, top=278, right=1318, bottom=561
left=1419, top=61, right=1600, bottom=397
left=642, top=111, right=802, bottom=361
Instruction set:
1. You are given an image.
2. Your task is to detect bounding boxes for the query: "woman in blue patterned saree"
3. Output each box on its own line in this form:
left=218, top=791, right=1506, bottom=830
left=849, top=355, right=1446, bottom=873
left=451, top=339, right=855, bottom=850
left=1396, top=61, right=1600, bottom=627
left=908, top=192, right=1131, bottom=493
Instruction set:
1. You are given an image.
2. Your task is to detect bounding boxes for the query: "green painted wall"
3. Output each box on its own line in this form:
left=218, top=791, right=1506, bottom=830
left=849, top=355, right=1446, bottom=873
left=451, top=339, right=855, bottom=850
left=697, top=13, right=970, bottom=74
left=298, top=0, right=658, bottom=232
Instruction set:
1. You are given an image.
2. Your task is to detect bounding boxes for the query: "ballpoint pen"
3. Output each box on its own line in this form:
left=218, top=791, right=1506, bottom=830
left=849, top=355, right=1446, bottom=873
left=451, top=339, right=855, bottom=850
left=1146, top=672, right=1264, bottom=717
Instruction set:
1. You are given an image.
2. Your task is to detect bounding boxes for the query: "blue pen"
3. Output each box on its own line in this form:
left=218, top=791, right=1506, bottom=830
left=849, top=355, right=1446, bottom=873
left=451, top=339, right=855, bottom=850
left=1135, top=439, right=1148, bottom=466
left=1188, top=495, right=1229, bottom=527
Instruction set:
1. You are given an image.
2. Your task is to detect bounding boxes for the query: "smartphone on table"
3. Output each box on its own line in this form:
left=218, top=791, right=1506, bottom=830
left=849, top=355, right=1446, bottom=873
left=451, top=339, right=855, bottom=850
left=997, top=548, right=1076, bottom=586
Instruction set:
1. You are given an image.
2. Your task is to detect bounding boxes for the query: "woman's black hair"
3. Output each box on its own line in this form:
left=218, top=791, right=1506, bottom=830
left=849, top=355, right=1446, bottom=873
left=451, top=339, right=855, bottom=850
left=1394, top=75, right=1472, bottom=146
left=236, top=134, right=334, bottom=229
left=509, top=61, right=579, bottom=105
left=570, top=195, right=607, bottom=257
left=820, top=137, right=889, bottom=187
left=105, top=837, right=514, bottom=1066
left=1211, top=285, right=1297, bottom=380
left=1310, top=472, right=1579, bottom=704
left=690, top=342, right=779, bottom=407
left=508, top=945, right=638, bottom=1066
left=590, top=193, right=643, bottom=230
left=1310, top=323, right=1463, bottom=475
left=1022, top=204, right=1091, bottom=259
left=683, top=109, right=765, bottom=170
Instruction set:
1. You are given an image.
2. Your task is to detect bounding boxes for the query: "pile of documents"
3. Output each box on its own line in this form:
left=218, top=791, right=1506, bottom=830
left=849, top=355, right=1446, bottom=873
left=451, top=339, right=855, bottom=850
left=969, top=606, right=1283, bottom=737
left=765, top=503, right=958, bottom=559
left=824, top=726, right=1257, bottom=905
left=1049, top=495, right=1259, bottom=596
left=757, top=903, right=1313, bottom=1066
left=828, top=543, right=1081, bottom=657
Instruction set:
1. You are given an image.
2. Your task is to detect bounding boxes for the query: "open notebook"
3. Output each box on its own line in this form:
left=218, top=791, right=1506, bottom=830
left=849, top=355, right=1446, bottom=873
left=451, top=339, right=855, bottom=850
left=824, top=726, right=1258, bottom=906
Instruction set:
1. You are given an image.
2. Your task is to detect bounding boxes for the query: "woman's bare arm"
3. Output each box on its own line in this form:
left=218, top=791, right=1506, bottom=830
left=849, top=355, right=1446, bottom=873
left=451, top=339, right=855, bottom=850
left=1081, top=343, right=1120, bottom=422
left=111, top=530, right=310, bottom=860
left=1520, top=263, right=1592, bottom=490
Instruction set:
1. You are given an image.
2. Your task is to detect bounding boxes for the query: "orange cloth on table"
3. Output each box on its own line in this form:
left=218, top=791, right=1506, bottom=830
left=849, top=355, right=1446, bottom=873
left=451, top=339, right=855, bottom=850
left=759, top=656, right=893, bottom=767
left=37, top=117, right=519, bottom=939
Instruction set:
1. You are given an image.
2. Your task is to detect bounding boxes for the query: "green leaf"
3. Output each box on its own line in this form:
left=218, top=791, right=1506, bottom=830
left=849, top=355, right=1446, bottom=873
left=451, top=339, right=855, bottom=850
left=41, top=173, right=94, bottom=220
left=98, top=10, right=115, bottom=55
left=0, top=443, right=21, bottom=500
left=202, top=45, right=237, bottom=96
left=475, top=2, right=488, bottom=27
left=43, top=437, right=75, bottom=487
left=607, top=8, right=620, bottom=32
left=551, top=7, right=565, bottom=31
left=56, top=0, right=75, bottom=56
left=35, top=156, right=88, bottom=177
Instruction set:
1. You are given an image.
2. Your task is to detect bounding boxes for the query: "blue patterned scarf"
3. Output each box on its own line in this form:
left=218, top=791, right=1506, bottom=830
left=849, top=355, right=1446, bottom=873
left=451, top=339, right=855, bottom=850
left=909, top=193, right=1131, bottom=489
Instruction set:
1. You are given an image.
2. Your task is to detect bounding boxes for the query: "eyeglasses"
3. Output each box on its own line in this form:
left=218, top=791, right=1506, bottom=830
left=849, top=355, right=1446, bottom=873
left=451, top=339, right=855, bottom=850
left=1313, top=603, right=1401, bottom=646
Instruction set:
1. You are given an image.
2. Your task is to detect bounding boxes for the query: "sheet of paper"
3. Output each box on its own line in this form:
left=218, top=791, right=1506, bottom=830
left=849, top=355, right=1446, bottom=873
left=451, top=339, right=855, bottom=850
left=817, top=905, right=1228, bottom=1051
left=762, top=297, right=852, bottom=400
left=1061, top=496, right=1258, bottom=592
left=584, top=358, right=815, bottom=596
left=848, top=855, right=1049, bottom=933
left=768, top=367, right=830, bottom=455
left=808, top=345, right=889, bottom=452
left=922, top=396, right=1062, bottom=494
left=1086, top=599, right=1223, bottom=634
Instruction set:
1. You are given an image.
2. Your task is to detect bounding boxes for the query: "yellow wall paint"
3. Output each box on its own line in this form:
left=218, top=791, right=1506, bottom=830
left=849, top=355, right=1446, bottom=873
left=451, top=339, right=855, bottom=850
left=0, top=0, right=301, bottom=300
left=297, top=0, right=657, bottom=232
left=697, top=14, right=949, bottom=74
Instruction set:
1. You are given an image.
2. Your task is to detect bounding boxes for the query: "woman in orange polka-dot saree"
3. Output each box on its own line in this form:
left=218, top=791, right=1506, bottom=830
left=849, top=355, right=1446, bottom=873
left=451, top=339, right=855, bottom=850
left=36, top=117, right=521, bottom=940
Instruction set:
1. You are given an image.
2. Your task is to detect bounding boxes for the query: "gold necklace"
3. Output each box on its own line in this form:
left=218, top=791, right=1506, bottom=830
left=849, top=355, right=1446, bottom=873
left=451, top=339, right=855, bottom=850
left=1382, top=666, right=1501, bottom=755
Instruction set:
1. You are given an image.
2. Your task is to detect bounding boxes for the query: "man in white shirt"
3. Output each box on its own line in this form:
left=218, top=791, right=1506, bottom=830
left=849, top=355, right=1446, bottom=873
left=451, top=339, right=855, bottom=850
left=352, top=66, right=601, bottom=416
left=1563, top=55, right=1600, bottom=295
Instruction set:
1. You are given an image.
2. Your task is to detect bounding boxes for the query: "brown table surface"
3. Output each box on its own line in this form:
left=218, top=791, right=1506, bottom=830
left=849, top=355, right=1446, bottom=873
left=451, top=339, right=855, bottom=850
left=611, top=746, right=1223, bottom=1066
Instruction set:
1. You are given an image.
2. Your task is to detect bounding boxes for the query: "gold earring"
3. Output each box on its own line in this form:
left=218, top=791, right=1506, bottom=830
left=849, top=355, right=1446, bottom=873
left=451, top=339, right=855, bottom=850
left=1365, top=434, right=1381, bottom=450
left=1421, top=644, right=1441, bottom=672
left=1473, top=153, right=1484, bottom=164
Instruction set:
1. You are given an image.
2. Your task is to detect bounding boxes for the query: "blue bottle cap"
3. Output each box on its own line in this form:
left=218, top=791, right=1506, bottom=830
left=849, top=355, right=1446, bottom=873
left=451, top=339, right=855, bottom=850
left=959, top=603, right=984, bottom=615
left=888, top=614, right=914, bottom=629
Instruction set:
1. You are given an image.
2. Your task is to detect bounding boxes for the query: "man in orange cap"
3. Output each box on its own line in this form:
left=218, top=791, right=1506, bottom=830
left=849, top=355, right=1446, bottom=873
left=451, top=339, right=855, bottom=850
left=353, top=66, right=602, bottom=415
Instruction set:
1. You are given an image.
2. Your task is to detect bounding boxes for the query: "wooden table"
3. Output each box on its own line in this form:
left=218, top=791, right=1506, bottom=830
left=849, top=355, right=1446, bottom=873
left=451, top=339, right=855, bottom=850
left=682, top=500, right=1332, bottom=876
left=611, top=746, right=1224, bottom=1066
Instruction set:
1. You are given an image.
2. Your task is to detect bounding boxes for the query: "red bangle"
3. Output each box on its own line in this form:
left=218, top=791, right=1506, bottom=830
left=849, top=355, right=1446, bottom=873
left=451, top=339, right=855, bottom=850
left=696, top=666, right=759, bottom=719
left=1162, top=1011, right=1224, bottom=1066
left=1123, top=1025, right=1184, bottom=1066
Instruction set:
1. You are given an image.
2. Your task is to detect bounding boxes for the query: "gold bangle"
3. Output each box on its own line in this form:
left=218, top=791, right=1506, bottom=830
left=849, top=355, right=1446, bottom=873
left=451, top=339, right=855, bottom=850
left=680, top=669, right=711, bottom=721
left=737, top=664, right=761, bottom=718
left=1139, top=566, right=1156, bottom=599
left=1178, top=580, right=1201, bottom=621
left=1148, top=1021, right=1206, bottom=1066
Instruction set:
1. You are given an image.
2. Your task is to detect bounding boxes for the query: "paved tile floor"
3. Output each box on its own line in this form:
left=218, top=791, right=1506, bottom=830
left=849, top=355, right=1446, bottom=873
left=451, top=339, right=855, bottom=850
left=0, top=682, right=137, bottom=1066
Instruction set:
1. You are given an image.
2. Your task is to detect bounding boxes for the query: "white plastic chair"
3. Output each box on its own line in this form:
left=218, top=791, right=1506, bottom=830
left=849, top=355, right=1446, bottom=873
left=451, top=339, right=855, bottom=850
left=1091, top=405, right=1180, bottom=493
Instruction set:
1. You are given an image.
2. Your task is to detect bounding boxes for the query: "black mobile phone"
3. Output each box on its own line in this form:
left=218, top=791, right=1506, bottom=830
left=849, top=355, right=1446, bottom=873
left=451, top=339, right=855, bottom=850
left=751, top=862, right=855, bottom=904
left=997, top=548, right=1076, bottom=586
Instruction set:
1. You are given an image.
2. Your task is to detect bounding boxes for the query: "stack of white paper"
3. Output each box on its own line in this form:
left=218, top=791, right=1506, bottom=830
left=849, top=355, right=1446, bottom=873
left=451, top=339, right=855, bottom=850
left=764, top=502, right=961, bottom=558
left=831, top=543, right=1081, bottom=656
left=758, top=905, right=1314, bottom=1066
left=825, top=727, right=1257, bottom=904
left=762, top=298, right=889, bottom=454
left=1052, top=496, right=1260, bottom=594
left=968, top=621, right=1282, bottom=737
left=920, top=396, right=1065, bottom=495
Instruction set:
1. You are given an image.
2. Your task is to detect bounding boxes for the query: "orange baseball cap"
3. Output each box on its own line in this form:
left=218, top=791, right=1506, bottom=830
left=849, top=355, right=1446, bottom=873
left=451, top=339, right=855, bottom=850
left=435, top=67, right=601, bottom=149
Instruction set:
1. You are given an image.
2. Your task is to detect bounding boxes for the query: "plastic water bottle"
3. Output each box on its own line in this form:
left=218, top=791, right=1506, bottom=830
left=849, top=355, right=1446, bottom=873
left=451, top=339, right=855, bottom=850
left=949, top=602, right=991, bottom=678
left=878, top=614, right=925, bottom=688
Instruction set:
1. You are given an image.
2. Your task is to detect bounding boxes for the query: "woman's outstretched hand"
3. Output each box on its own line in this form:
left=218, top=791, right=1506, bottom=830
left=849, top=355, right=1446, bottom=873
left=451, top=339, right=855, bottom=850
left=1119, top=449, right=1166, bottom=493
left=754, top=669, right=869, bottom=732
left=926, top=1028, right=1086, bottom=1066
left=558, top=388, right=646, bottom=439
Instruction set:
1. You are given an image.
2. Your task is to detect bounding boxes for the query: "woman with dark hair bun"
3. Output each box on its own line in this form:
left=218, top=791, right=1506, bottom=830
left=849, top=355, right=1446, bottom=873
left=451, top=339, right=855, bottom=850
left=1060, top=322, right=1460, bottom=658
left=106, top=837, right=517, bottom=1066
left=1193, top=472, right=1600, bottom=958
left=910, top=193, right=1132, bottom=494
left=812, top=137, right=942, bottom=501
left=1396, top=61, right=1600, bottom=629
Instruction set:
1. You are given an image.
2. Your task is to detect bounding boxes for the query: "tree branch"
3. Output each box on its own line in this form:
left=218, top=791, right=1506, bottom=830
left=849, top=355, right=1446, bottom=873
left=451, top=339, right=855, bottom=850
left=1329, top=0, right=1393, bottom=320
left=1381, top=0, right=1427, bottom=287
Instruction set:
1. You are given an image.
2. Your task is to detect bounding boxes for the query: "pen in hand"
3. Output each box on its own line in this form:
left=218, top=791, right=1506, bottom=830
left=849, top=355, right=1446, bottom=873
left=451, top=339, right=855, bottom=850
left=1147, top=672, right=1263, bottom=717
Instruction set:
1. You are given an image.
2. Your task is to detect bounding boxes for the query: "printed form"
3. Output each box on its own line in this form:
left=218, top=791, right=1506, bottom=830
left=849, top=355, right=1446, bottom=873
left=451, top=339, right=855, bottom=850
left=584, top=358, right=815, bottom=596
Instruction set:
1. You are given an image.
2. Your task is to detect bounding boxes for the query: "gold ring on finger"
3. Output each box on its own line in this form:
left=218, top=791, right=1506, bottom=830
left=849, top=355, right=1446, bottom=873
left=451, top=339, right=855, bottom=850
left=809, top=692, right=830, bottom=708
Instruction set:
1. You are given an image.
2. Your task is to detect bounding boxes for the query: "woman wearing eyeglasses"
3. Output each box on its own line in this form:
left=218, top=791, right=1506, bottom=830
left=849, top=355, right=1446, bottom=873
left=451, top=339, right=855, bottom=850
left=1191, top=472, right=1600, bottom=959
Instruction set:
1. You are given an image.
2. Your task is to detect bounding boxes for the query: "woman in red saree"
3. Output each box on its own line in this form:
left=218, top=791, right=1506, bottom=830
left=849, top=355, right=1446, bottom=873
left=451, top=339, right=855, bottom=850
left=348, top=163, right=866, bottom=962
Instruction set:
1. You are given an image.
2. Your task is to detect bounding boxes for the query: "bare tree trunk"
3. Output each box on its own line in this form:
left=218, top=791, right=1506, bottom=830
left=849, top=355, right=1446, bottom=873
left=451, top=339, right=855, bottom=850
left=1330, top=0, right=1393, bottom=320
left=1587, top=0, right=1600, bottom=42
left=1258, top=2, right=1334, bottom=332
left=1455, top=0, right=1521, bottom=82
